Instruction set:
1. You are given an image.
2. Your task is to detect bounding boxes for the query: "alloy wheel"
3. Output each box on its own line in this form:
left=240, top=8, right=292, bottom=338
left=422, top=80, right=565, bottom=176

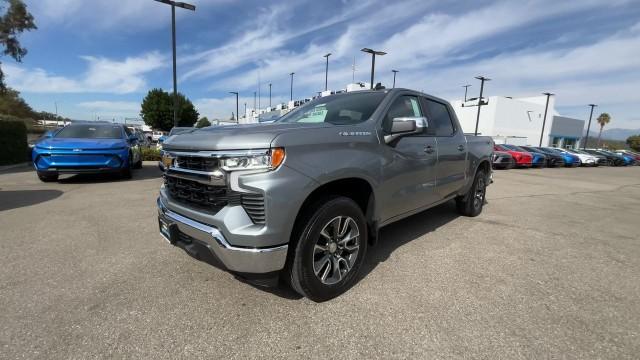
left=473, top=177, right=485, bottom=209
left=312, top=216, right=360, bottom=285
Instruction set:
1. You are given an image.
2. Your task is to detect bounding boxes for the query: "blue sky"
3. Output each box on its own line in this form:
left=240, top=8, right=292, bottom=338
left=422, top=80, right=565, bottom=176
left=5, top=0, right=640, bottom=128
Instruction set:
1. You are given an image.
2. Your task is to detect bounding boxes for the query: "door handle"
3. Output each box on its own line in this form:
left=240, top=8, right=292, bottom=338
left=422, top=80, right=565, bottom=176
left=457, top=145, right=465, bottom=151
left=424, top=145, right=435, bottom=154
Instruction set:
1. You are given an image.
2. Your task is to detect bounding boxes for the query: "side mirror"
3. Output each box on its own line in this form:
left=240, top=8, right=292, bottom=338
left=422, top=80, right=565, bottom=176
left=128, top=134, right=138, bottom=143
left=384, top=117, right=428, bottom=144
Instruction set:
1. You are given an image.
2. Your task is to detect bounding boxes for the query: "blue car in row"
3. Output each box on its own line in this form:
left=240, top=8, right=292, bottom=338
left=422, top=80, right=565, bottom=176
left=32, top=123, right=142, bottom=182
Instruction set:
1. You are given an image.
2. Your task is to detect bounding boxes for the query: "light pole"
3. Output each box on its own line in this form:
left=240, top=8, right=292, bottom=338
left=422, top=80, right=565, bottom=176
left=539, top=92, right=554, bottom=146
left=323, top=53, right=331, bottom=91
left=463, top=84, right=471, bottom=102
left=269, top=83, right=272, bottom=108
left=361, top=48, right=386, bottom=89
left=474, top=76, right=490, bottom=136
left=289, top=72, right=295, bottom=101
left=253, top=91, right=257, bottom=117
left=244, top=103, right=247, bottom=120
left=391, top=70, right=399, bottom=88
left=153, top=0, right=195, bottom=128
left=229, top=91, right=239, bottom=124
left=584, top=104, right=597, bottom=149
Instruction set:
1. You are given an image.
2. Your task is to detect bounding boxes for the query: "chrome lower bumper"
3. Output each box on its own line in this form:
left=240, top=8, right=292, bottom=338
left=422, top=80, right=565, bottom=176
left=157, top=197, right=288, bottom=274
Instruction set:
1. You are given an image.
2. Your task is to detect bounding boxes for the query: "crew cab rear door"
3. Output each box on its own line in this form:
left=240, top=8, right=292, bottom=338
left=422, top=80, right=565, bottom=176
left=421, top=97, right=468, bottom=199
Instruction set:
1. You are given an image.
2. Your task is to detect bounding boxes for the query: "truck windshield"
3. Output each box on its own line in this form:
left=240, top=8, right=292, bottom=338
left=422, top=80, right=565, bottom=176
left=277, top=92, right=386, bottom=125
left=55, top=125, right=123, bottom=139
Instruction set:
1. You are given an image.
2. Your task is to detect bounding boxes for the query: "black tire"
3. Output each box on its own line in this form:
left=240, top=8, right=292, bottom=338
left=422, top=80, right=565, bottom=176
left=287, top=197, right=368, bottom=302
left=37, top=172, right=58, bottom=182
left=134, top=156, right=143, bottom=169
left=456, top=169, right=487, bottom=217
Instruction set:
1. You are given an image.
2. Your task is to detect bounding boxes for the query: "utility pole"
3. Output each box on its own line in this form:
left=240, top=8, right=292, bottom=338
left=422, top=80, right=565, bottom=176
left=463, top=84, right=471, bottom=102
left=539, top=92, right=554, bottom=146
left=229, top=92, right=239, bottom=124
left=584, top=104, right=597, bottom=149
left=361, top=48, right=387, bottom=89
left=391, top=70, right=399, bottom=88
left=269, top=83, right=272, bottom=108
left=474, top=76, right=491, bottom=136
left=153, top=0, right=196, bottom=128
left=253, top=91, right=256, bottom=117
left=289, top=72, right=295, bottom=101
left=323, top=53, right=331, bottom=91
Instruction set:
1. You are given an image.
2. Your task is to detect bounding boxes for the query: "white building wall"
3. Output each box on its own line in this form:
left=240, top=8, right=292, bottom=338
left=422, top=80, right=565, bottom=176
left=452, top=96, right=557, bottom=146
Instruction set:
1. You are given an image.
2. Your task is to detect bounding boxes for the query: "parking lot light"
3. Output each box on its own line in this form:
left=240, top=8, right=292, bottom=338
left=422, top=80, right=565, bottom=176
left=584, top=104, right=597, bottom=149
left=392, top=70, right=399, bottom=88
left=153, top=0, right=196, bottom=127
left=474, top=76, right=490, bottom=136
left=361, top=48, right=387, bottom=89
left=539, top=92, right=555, bottom=147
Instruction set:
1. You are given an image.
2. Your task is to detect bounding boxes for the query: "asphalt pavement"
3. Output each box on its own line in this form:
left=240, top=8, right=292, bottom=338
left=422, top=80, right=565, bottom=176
left=1, top=163, right=639, bottom=359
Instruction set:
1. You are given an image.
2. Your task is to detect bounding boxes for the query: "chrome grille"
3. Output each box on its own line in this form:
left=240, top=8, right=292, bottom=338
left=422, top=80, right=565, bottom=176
left=176, top=156, right=219, bottom=172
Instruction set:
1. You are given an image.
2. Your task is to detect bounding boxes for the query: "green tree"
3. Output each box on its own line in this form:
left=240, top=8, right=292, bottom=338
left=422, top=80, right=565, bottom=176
left=627, top=135, right=640, bottom=152
left=0, top=0, right=37, bottom=91
left=0, top=87, right=33, bottom=117
left=596, top=112, right=611, bottom=148
left=196, top=116, right=211, bottom=128
left=140, top=88, right=199, bottom=131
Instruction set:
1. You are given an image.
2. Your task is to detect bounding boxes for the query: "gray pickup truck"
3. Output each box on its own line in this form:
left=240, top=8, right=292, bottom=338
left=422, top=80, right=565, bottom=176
left=158, top=89, right=493, bottom=301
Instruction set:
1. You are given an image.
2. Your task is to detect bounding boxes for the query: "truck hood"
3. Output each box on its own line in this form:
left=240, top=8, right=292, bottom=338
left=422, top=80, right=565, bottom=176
left=36, top=138, right=127, bottom=151
left=162, top=122, right=329, bottom=151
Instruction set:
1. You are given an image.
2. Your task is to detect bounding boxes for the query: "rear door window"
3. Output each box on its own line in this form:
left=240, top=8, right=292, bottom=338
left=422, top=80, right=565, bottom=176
left=423, top=99, right=455, bottom=136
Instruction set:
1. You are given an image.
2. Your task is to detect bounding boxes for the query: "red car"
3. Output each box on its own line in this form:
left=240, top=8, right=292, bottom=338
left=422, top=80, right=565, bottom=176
left=494, top=144, right=532, bottom=167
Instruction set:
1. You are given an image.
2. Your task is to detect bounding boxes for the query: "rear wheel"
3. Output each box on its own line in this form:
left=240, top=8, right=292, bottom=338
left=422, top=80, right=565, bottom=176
left=287, top=197, right=367, bottom=302
left=37, top=172, right=58, bottom=182
left=456, top=169, right=487, bottom=217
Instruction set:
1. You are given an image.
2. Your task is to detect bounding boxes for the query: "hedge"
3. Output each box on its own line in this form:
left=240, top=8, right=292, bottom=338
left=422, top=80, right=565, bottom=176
left=141, top=147, right=161, bottom=161
left=0, top=118, right=29, bottom=166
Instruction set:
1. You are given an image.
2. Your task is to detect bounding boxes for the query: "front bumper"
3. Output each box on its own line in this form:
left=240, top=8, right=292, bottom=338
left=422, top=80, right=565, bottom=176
left=157, top=197, right=288, bottom=274
left=32, top=148, right=128, bottom=173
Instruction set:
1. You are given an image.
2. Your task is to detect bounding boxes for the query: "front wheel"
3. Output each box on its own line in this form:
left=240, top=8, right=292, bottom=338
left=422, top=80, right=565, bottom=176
left=456, top=169, right=487, bottom=217
left=287, top=197, right=368, bottom=302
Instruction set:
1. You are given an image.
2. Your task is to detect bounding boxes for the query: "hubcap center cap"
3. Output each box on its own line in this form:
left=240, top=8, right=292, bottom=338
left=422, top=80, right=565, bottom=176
left=328, top=242, right=338, bottom=253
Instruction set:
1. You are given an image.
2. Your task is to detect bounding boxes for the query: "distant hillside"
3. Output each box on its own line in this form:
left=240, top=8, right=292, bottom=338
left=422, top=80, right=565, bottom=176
left=596, top=128, right=640, bottom=141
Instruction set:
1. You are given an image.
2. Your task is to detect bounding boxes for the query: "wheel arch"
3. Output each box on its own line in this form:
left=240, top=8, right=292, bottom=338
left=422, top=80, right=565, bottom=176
left=289, top=177, right=377, bottom=249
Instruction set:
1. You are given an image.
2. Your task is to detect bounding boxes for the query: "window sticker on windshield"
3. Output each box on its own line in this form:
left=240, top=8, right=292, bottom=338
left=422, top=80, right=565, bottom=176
left=410, top=98, right=421, bottom=116
left=298, top=105, right=328, bottom=123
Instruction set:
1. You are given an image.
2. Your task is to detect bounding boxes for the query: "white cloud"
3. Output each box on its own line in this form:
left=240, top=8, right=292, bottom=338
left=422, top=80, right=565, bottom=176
left=4, top=52, right=166, bottom=94
left=77, top=101, right=141, bottom=112
left=26, top=0, right=225, bottom=31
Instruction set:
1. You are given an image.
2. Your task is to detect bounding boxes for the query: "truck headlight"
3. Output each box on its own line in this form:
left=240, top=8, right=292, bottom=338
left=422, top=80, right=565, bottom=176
left=220, top=148, right=285, bottom=172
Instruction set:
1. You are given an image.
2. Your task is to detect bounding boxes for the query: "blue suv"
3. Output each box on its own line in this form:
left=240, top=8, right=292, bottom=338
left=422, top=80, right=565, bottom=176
left=32, top=123, right=142, bottom=182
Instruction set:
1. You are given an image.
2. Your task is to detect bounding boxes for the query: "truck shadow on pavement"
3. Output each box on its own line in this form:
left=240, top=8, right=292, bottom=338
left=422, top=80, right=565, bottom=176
left=250, top=201, right=462, bottom=300
left=0, top=189, right=63, bottom=212
left=359, top=201, right=460, bottom=280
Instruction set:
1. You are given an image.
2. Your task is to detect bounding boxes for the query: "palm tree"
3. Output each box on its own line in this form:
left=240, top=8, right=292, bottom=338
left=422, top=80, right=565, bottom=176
left=596, top=112, right=611, bottom=148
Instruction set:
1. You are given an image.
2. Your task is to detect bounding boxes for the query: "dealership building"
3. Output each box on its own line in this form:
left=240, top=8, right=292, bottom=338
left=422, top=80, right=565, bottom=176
left=451, top=95, right=585, bottom=148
